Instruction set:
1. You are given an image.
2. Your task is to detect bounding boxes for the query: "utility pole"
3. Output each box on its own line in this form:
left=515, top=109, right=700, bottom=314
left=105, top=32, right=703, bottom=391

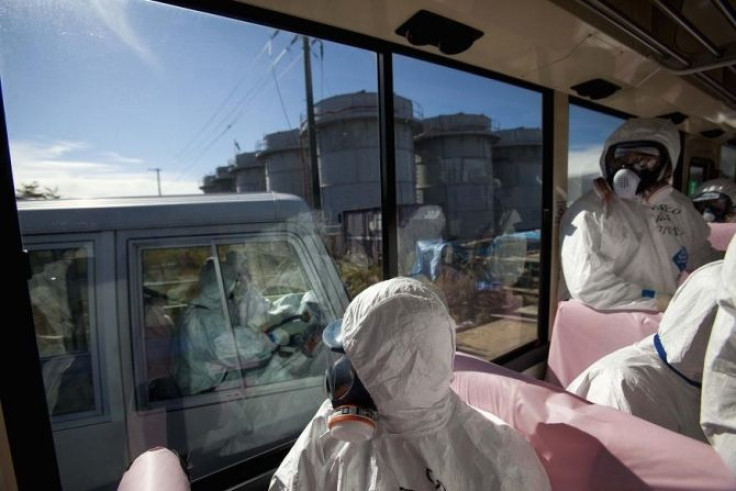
left=149, top=168, right=162, bottom=196
left=302, top=35, right=321, bottom=210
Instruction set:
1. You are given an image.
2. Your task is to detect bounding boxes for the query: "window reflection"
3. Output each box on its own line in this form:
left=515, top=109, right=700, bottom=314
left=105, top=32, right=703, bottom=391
left=141, top=241, right=326, bottom=402
left=28, top=246, right=96, bottom=417
left=394, top=56, right=543, bottom=360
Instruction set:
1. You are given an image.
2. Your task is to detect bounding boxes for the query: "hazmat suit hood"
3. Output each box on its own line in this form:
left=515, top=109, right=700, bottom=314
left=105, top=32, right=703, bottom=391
left=270, top=276, right=552, bottom=490
left=656, top=259, right=722, bottom=384
left=340, top=277, right=456, bottom=432
left=599, top=118, right=681, bottom=183
left=192, top=258, right=237, bottom=310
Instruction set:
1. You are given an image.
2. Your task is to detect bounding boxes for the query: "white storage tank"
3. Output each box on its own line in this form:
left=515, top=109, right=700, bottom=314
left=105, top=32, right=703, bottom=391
left=258, top=129, right=311, bottom=202
left=232, top=151, right=266, bottom=193
left=415, top=113, right=497, bottom=240
left=492, top=127, right=542, bottom=231
left=314, top=91, right=419, bottom=223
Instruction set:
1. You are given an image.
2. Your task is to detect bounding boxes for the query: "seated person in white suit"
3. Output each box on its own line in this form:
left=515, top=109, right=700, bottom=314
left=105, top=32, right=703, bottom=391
left=568, top=249, right=727, bottom=441
left=269, top=277, right=550, bottom=490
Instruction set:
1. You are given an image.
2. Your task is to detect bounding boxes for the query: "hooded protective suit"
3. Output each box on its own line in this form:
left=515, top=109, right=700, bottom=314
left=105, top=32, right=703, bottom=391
left=560, top=118, right=718, bottom=311
left=567, top=256, right=723, bottom=441
left=269, top=277, right=550, bottom=490
left=701, top=236, right=736, bottom=472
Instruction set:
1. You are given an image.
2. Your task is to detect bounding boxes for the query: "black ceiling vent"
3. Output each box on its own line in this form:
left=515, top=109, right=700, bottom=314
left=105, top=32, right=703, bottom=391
left=570, top=78, right=622, bottom=100
left=396, top=10, right=483, bottom=55
left=657, top=112, right=688, bottom=125
left=700, top=128, right=725, bottom=139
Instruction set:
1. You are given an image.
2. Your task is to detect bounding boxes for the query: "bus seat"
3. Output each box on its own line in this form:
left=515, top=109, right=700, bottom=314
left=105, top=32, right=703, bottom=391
left=453, top=353, right=736, bottom=491
left=545, top=300, right=662, bottom=388
left=117, top=447, right=190, bottom=491
left=708, top=223, right=736, bottom=252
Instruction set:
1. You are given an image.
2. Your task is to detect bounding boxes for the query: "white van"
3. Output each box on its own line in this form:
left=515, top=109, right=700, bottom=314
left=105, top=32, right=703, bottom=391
left=18, top=192, right=349, bottom=490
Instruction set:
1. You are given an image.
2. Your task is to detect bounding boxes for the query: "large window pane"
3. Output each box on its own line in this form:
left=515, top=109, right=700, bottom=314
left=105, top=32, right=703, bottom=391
left=567, top=104, right=625, bottom=204
left=394, top=56, right=544, bottom=360
left=3, top=0, right=375, bottom=488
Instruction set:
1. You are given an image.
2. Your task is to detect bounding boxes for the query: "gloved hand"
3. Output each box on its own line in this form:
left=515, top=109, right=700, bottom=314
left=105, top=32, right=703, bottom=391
left=655, top=292, right=672, bottom=312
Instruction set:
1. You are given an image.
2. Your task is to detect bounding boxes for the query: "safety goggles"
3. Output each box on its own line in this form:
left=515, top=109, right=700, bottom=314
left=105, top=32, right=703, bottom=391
left=605, top=141, right=666, bottom=173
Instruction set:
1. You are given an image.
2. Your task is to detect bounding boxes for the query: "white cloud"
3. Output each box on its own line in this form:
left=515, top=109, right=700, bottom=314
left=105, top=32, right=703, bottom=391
left=90, top=0, right=157, bottom=68
left=99, top=151, right=145, bottom=165
left=10, top=140, right=199, bottom=199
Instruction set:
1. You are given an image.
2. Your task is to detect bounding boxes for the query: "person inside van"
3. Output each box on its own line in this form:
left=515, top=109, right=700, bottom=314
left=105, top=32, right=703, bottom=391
left=559, top=118, right=719, bottom=311
left=567, top=238, right=731, bottom=441
left=269, top=277, right=551, bottom=490
left=174, top=257, right=278, bottom=395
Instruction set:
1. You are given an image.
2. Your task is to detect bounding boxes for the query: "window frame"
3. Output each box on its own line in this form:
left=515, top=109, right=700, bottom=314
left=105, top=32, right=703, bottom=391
left=23, top=236, right=110, bottom=429
left=129, top=229, right=341, bottom=411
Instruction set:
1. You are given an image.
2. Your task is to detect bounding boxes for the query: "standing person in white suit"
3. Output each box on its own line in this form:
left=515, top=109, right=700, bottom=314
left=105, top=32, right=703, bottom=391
left=269, top=277, right=550, bottom=490
left=560, top=117, right=719, bottom=311
left=701, top=236, right=736, bottom=473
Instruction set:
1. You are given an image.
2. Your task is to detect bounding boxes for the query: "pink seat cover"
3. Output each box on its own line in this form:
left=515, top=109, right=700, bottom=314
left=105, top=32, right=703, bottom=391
left=453, top=353, right=736, bottom=490
left=117, top=447, right=189, bottom=491
left=545, top=300, right=662, bottom=388
left=708, top=223, right=736, bottom=252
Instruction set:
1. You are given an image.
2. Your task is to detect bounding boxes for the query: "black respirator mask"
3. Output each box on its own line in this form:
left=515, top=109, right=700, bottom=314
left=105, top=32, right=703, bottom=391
left=604, top=141, right=669, bottom=199
left=322, top=320, right=378, bottom=442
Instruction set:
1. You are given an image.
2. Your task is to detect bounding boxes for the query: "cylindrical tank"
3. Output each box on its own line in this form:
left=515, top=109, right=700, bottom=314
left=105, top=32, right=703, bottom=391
left=314, top=91, right=419, bottom=223
left=415, top=114, right=497, bottom=240
left=232, top=152, right=266, bottom=193
left=258, top=129, right=310, bottom=201
left=200, top=166, right=235, bottom=193
left=492, top=127, right=543, bottom=231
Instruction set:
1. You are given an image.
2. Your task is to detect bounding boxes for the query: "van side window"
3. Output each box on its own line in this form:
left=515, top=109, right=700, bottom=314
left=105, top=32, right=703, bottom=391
left=27, top=245, right=98, bottom=418
left=139, top=239, right=328, bottom=404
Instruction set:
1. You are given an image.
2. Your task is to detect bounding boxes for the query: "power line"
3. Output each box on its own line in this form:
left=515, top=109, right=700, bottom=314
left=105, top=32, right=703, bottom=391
left=174, top=32, right=277, bottom=162
left=273, top=67, right=293, bottom=129
left=173, top=52, right=303, bottom=181
left=176, top=41, right=298, bottom=166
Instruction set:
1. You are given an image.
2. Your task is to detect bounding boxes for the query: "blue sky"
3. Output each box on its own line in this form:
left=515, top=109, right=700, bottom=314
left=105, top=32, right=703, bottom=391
left=1, top=0, right=616, bottom=199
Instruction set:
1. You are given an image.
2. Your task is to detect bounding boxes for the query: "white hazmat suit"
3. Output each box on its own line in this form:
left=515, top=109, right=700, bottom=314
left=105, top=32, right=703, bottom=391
left=560, top=118, right=718, bottom=311
left=567, top=257, right=723, bottom=441
left=701, top=236, right=736, bottom=472
left=269, top=277, right=551, bottom=490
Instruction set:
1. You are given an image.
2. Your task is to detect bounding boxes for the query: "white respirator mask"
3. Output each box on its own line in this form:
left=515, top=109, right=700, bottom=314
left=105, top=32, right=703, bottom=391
left=612, top=168, right=641, bottom=200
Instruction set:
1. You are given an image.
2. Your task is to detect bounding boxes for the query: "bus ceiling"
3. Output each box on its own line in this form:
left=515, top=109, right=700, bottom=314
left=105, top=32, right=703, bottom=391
left=224, top=0, right=736, bottom=142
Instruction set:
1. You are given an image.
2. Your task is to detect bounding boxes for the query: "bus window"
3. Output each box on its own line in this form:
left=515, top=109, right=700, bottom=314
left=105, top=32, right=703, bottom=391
left=567, top=104, right=625, bottom=205
left=27, top=243, right=100, bottom=421
left=394, top=55, right=544, bottom=360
